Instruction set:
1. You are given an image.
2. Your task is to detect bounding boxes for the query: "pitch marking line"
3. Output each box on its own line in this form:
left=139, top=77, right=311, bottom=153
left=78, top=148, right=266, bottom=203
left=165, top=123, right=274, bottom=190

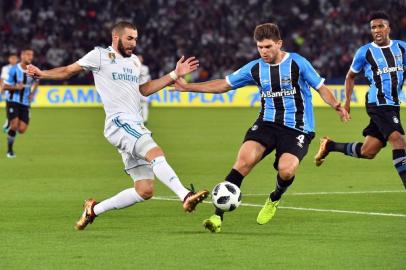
left=153, top=190, right=405, bottom=199
left=245, top=190, right=406, bottom=196
left=152, top=196, right=406, bottom=218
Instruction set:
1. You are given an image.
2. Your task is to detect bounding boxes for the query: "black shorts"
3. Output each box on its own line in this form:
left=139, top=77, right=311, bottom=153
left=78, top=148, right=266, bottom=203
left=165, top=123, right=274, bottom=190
left=6, top=101, right=30, bottom=124
left=363, top=105, right=404, bottom=147
left=243, top=119, right=315, bottom=170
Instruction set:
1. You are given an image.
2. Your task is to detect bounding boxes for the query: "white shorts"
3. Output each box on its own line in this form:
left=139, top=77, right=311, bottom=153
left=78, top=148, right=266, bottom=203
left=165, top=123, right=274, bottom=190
left=104, top=115, right=157, bottom=181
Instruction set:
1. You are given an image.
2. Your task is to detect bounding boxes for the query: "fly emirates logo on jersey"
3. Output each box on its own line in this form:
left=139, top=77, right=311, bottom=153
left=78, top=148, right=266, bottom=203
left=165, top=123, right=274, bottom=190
left=376, top=65, right=404, bottom=76
left=261, top=87, right=297, bottom=98
left=112, top=67, right=139, bottom=83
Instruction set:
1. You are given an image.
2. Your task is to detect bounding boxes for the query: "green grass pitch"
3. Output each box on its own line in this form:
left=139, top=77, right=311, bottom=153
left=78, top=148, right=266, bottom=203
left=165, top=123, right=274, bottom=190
left=0, top=107, right=405, bottom=269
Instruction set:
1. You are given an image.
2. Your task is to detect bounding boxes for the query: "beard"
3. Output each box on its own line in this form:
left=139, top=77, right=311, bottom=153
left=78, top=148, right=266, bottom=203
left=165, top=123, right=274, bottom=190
left=118, top=39, right=133, bottom=57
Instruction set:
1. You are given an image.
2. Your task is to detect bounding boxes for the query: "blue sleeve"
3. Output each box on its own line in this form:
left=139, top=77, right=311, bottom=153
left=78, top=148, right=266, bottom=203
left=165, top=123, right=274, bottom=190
left=4, top=67, right=16, bottom=85
left=350, top=47, right=367, bottom=73
left=399, top=41, right=406, bottom=67
left=298, top=57, right=325, bottom=90
left=225, top=60, right=258, bottom=89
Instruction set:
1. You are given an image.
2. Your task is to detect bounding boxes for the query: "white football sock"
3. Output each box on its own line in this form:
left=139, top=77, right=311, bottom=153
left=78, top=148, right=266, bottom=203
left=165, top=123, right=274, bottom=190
left=151, top=156, right=189, bottom=200
left=93, top=188, right=144, bottom=216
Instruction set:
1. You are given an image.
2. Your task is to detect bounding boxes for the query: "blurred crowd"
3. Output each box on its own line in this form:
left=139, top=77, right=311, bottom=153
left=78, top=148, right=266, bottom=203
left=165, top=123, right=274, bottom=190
left=1, top=0, right=405, bottom=84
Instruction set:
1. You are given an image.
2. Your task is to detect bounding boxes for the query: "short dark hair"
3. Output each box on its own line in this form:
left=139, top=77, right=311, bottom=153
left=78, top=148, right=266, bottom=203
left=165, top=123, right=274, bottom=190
left=112, top=21, right=137, bottom=35
left=254, top=23, right=281, bottom=42
left=20, top=48, right=33, bottom=53
left=369, top=11, right=390, bottom=24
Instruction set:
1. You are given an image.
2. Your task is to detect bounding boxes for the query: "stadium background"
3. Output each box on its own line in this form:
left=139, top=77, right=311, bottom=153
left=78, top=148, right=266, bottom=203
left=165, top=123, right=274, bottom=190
left=0, top=0, right=405, bottom=107
left=1, top=1, right=406, bottom=270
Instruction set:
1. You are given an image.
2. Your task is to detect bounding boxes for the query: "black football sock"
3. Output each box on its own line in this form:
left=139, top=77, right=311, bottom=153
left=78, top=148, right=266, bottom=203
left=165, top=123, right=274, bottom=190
left=214, top=169, right=245, bottom=220
left=225, top=168, right=244, bottom=187
left=7, top=129, right=16, bottom=153
left=393, top=149, right=406, bottom=189
left=327, top=141, right=365, bottom=158
left=270, top=174, right=294, bottom=202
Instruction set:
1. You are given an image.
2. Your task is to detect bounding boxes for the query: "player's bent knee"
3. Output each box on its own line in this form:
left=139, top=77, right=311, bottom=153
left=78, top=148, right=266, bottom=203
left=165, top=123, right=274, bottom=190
left=135, top=186, right=154, bottom=200
left=128, top=165, right=155, bottom=200
left=134, top=179, right=154, bottom=200
left=278, top=162, right=297, bottom=179
left=18, top=128, right=27, bottom=134
left=278, top=169, right=295, bottom=180
left=234, top=158, right=255, bottom=174
left=388, top=132, right=406, bottom=148
left=10, top=123, right=19, bottom=130
left=360, top=149, right=376, bottom=159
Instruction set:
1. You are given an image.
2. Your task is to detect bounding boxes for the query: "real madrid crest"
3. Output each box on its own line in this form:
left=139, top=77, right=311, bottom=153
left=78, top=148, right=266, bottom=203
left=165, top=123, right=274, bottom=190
left=108, top=53, right=116, bottom=64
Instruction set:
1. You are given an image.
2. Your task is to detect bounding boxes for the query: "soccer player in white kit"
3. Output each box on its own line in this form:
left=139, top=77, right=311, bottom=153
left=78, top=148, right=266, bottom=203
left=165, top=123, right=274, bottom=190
left=26, top=21, right=209, bottom=230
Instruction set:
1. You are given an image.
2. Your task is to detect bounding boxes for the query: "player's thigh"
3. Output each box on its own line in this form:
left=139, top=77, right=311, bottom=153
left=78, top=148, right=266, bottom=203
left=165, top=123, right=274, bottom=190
left=238, top=119, right=276, bottom=169
left=104, top=116, right=157, bottom=159
left=234, top=140, right=267, bottom=172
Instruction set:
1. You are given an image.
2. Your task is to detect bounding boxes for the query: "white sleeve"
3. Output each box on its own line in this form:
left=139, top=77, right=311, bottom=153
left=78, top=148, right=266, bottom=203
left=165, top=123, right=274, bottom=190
left=76, top=49, right=101, bottom=72
left=139, top=65, right=151, bottom=85
left=1, top=67, right=8, bottom=80
left=133, top=57, right=149, bottom=85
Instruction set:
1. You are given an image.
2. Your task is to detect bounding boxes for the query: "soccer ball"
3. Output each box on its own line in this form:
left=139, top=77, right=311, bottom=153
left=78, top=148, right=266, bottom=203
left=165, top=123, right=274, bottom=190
left=211, top=182, right=242, bottom=211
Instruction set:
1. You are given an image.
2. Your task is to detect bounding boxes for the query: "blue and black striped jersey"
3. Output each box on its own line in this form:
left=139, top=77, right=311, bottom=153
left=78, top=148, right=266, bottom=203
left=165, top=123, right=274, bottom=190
left=226, top=53, right=324, bottom=134
left=350, top=40, right=406, bottom=106
left=4, top=63, right=38, bottom=106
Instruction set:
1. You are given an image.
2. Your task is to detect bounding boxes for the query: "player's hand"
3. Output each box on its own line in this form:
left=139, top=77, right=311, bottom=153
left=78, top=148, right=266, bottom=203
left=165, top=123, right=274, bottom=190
left=174, top=56, right=199, bottom=77
left=336, top=105, right=350, bottom=122
left=173, top=77, right=189, bottom=91
left=15, top=83, right=25, bottom=90
left=26, top=64, right=43, bottom=79
left=29, top=93, right=35, bottom=102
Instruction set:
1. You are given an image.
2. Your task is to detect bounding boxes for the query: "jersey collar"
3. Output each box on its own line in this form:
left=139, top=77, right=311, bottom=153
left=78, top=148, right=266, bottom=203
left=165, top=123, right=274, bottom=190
left=17, top=63, right=25, bottom=72
left=262, top=52, right=290, bottom=66
left=371, top=40, right=393, bottom=48
left=108, top=46, right=135, bottom=60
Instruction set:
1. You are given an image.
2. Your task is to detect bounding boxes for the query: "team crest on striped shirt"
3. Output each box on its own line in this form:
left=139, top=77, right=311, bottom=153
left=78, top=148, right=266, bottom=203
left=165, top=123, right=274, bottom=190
left=281, top=76, right=291, bottom=85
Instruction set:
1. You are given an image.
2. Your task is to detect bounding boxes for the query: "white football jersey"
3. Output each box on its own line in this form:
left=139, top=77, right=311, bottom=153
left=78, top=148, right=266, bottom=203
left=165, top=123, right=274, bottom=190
left=77, top=46, right=149, bottom=122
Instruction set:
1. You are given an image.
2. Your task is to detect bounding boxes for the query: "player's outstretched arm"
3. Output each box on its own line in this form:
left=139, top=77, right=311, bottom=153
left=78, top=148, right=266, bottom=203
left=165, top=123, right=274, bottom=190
left=174, top=77, right=232, bottom=94
left=318, top=84, right=350, bottom=122
left=26, top=63, right=84, bottom=80
left=2, top=83, right=25, bottom=91
left=344, top=70, right=357, bottom=113
left=140, top=56, right=199, bottom=96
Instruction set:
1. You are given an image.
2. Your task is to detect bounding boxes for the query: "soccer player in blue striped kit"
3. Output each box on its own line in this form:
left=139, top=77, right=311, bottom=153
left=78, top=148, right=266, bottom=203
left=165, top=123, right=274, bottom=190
left=315, top=11, right=406, bottom=189
left=2, top=48, right=39, bottom=158
left=175, top=23, right=349, bottom=232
